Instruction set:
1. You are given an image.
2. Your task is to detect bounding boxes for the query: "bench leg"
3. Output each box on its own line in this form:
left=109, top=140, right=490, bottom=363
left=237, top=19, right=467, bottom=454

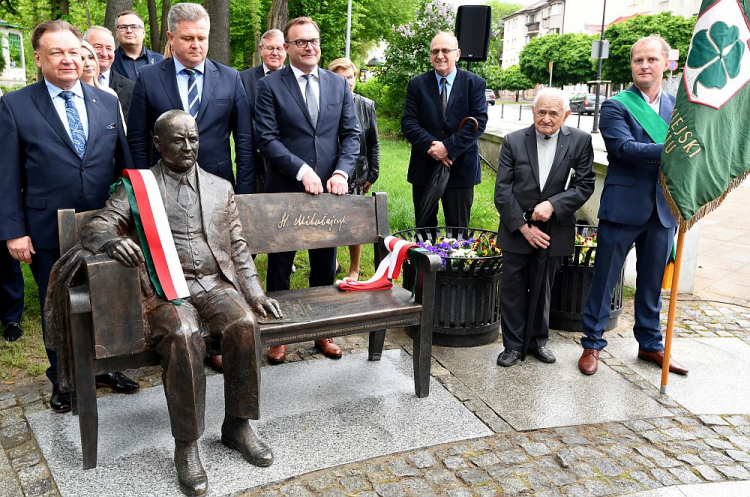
left=368, top=330, right=386, bottom=361
left=71, top=311, right=98, bottom=469
left=411, top=322, right=432, bottom=398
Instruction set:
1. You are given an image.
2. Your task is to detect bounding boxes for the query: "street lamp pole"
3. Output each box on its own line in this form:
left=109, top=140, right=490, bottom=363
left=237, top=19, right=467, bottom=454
left=345, top=0, right=352, bottom=58
left=591, top=0, right=607, bottom=134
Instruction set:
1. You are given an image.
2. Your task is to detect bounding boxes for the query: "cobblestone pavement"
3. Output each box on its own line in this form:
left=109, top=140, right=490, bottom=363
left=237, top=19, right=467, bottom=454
left=2, top=295, right=749, bottom=496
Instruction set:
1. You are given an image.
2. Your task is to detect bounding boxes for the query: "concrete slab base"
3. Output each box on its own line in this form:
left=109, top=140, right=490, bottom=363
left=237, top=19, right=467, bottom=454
left=27, top=350, right=492, bottom=496
left=432, top=336, right=671, bottom=431
left=607, top=337, right=750, bottom=415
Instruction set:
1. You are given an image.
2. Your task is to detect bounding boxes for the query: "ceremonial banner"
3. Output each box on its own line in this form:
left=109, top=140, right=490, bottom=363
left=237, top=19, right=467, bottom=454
left=661, top=0, right=750, bottom=229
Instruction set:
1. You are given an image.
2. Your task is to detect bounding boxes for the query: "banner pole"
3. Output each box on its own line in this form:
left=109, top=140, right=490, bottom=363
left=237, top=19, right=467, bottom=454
left=660, top=226, right=686, bottom=394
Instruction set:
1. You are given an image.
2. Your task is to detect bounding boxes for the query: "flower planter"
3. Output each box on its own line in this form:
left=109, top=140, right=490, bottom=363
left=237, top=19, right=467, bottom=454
left=549, top=225, right=624, bottom=332
left=394, top=227, right=503, bottom=347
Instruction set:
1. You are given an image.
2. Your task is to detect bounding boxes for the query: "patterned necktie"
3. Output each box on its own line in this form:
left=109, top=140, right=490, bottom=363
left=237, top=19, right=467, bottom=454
left=183, top=68, right=200, bottom=118
left=302, top=74, right=318, bottom=129
left=440, top=77, right=448, bottom=118
left=59, top=90, right=87, bottom=159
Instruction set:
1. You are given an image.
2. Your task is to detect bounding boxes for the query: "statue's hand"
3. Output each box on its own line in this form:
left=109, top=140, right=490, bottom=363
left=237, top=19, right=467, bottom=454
left=251, top=296, right=283, bottom=320
left=105, top=239, right=145, bottom=267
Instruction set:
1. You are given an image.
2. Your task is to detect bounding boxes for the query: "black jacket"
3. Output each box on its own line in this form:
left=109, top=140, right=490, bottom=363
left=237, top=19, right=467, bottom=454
left=353, top=94, right=379, bottom=186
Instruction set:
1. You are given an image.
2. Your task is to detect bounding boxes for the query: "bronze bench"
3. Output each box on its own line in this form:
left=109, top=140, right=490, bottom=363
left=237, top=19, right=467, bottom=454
left=56, top=191, right=441, bottom=469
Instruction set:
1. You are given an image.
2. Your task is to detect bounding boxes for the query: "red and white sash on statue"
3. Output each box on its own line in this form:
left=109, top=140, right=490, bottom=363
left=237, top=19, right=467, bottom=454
left=336, top=236, right=417, bottom=292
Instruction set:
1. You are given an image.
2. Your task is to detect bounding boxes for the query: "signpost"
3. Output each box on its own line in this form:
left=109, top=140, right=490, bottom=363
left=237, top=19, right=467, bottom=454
left=667, top=49, right=680, bottom=96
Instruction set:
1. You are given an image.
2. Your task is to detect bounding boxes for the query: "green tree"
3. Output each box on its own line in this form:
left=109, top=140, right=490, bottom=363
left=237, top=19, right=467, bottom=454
left=498, top=64, right=531, bottom=101
left=289, top=0, right=365, bottom=65
left=484, top=0, right=523, bottom=60
left=602, top=12, right=696, bottom=86
left=519, top=33, right=597, bottom=86
left=472, top=52, right=502, bottom=91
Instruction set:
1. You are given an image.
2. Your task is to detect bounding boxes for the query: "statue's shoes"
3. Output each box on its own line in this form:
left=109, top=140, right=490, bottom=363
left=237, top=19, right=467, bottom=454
left=221, top=415, right=274, bottom=467
left=174, top=440, right=208, bottom=496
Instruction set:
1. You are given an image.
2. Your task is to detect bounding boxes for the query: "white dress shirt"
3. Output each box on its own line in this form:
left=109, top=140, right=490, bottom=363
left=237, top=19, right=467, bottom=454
left=174, top=58, right=206, bottom=114
left=535, top=129, right=559, bottom=191
left=99, top=69, right=111, bottom=89
left=46, top=79, right=89, bottom=142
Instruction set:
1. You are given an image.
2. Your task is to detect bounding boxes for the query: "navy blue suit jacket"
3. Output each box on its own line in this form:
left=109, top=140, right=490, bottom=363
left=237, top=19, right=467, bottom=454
left=254, top=65, right=360, bottom=193
left=127, top=57, right=255, bottom=193
left=402, top=68, right=488, bottom=188
left=112, top=46, right=164, bottom=81
left=239, top=64, right=266, bottom=117
left=598, top=85, right=677, bottom=228
left=0, top=81, right=133, bottom=251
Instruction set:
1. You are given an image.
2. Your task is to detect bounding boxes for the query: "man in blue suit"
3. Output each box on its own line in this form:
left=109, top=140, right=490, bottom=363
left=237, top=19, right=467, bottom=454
left=240, top=28, right=286, bottom=193
left=111, top=10, right=163, bottom=81
left=578, top=35, right=688, bottom=376
left=127, top=3, right=255, bottom=193
left=402, top=32, right=488, bottom=229
left=0, top=20, right=138, bottom=412
left=254, top=16, right=360, bottom=364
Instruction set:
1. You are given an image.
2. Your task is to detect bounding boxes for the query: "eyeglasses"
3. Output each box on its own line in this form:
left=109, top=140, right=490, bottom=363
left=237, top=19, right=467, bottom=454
left=261, top=46, right=285, bottom=53
left=287, top=38, right=321, bottom=49
left=116, top=24, right=143, bottom=32
left=430, top=48, right=458, bottom=56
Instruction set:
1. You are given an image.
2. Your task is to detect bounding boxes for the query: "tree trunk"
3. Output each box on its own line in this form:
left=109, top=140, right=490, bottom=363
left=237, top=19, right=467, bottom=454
left=160, top=0, right=171, bottom=57
left=50, top=0, right=69, bottom=18
left=267, top=0, right=288, bottom=31
left=204, top=0, right=230, bottom=65
left=104, top=0, right=133, bottom=35
left=147, top=0, right=160, bottom=52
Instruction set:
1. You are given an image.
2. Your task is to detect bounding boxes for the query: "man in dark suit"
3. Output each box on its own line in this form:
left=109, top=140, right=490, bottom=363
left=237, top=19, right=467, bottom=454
left=0, top=20, right=137, bottom=413
left=1, top=246, right=24, bottom=342
left=240, top=28, right=286, bottom=193
left=83, top=26, right=134, bottom=122
left=82, top=111, right=279, bottom=495
left=128, top=3, right=255, bottom=193
left=111, top=10, right=163, bottom=81
left=402, top=32, right=488, bottom=229
left=495, top=89, right=595, bottom=367
left=578, top=35, right=688, bottom=376
left=255, top=16, right=360, bottom=364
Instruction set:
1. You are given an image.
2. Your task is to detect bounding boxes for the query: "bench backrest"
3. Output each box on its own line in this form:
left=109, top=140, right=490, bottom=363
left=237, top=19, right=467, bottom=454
left=58, top=191, right=391, bottom=256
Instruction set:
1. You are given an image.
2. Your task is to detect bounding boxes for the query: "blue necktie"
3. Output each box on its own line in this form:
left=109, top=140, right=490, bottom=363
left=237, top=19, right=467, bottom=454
left=60, top=90, right=86, bottom=160
left=183, top=68, right=200, bottom=118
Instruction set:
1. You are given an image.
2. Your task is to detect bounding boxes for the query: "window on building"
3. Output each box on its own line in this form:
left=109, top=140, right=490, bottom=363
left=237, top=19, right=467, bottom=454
left=527, top=13, right=535, bottom=24
left=551, top=3, right=562, bottom=15
left=8, top=33, right=22, bottom=68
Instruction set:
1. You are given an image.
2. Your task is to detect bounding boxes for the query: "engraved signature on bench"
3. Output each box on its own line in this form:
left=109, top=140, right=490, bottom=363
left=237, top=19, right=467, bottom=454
left=276, top=211, right=348, bottom=232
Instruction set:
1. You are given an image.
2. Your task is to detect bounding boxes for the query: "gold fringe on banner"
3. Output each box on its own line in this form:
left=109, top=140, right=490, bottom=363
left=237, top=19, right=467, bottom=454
left=660, top=169, right=750, bottom=231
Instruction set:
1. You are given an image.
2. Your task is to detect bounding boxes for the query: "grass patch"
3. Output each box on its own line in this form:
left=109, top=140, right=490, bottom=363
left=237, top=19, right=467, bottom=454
left=5, top=136, right=500, bottom=381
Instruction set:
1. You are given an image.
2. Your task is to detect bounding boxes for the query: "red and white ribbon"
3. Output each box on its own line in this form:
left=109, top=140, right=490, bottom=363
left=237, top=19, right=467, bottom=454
left=336, top=236, right=417, bottom=292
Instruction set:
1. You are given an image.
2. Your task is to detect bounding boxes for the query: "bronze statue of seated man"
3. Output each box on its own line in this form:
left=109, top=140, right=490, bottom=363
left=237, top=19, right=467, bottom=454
left=81, top=110, right=281, bottom=496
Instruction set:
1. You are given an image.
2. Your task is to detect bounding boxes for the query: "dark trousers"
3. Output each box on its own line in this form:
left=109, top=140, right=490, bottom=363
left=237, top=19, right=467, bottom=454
left=412, top=184, right=474, bottom=229
left=581, top=209, right=674, bottom=352
left=499, top=251, right=562, bottom=351
left=147, top=281, right=261, bottom=442
left=266, top=247, right=337, bottom=292
left=0, top=245, right=24, bottom=324
left=28, top=250, right=59, bottom=385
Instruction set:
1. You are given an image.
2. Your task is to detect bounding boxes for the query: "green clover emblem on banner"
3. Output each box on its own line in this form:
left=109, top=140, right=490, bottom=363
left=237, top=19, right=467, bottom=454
left=687, top=21, right=745, bottom=94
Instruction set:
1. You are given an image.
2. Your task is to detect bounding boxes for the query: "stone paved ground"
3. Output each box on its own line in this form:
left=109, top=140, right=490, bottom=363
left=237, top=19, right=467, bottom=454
left=2, top=295, right=750, bottom=496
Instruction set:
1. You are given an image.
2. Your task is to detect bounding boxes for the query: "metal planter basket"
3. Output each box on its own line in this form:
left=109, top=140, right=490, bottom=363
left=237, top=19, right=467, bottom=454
left=549, top=225, right=624, bottom=331
left=394, top=227, right=503, bottom=347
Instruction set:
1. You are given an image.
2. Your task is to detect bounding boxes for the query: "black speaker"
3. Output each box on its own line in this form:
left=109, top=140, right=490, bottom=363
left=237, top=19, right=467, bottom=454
left=455, top=5, right=491, bottom=62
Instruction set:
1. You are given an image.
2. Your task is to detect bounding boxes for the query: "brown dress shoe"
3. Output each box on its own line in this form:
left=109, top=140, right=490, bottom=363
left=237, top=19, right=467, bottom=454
left=578, top=348, right=600, bottom=375
left=637, top=349, right=689, bottom=375
left=206, top=355, right=223, bottom=373
left=267, top=345, right=287, bottom=364
left=315, top=338, right=342, bottom=359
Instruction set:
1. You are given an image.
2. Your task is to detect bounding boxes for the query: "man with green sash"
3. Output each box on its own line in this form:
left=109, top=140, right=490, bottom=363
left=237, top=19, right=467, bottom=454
left=578, top=35, right=689, bottom=376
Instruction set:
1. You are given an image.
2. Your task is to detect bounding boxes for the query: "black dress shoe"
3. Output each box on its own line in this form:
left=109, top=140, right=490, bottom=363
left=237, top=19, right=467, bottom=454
left=174, top=440, right=208, bottom=496
left=497, top=348, right=521, bottom=367
left=221, top=415, right=274, bottom=467
left=529, top=346, right=556, bottom=363
left=3, top=322, right=22, bottom=342
left=50, top=385, right=72, bottom=413
left=95, top=372, right=140, bottom=393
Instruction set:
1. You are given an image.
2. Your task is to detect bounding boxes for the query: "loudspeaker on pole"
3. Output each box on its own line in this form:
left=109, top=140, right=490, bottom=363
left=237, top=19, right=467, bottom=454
left=455, top=5, right=491, bottom=62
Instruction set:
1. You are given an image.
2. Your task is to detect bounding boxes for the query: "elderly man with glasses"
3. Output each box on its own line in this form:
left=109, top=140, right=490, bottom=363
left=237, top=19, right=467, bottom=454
left=111, top=10, right=163, bottom=81
left=402, top=31, right=488, bottom=229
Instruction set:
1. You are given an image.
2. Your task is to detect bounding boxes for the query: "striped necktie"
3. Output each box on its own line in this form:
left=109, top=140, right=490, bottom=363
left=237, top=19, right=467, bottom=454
left=59, top=90, right=87, bottom=159
left=182, top=68, right=201, bottom=118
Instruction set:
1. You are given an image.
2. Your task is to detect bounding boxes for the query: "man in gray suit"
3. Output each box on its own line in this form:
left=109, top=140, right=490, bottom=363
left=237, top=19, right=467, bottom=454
left=82, top=110, right=280, bottom=496
left=494, top=89, right=595, bottom=367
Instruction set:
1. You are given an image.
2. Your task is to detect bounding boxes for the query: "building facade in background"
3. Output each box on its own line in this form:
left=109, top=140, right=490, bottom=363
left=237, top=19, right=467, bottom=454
left=0, top=20, right=25, bottom=88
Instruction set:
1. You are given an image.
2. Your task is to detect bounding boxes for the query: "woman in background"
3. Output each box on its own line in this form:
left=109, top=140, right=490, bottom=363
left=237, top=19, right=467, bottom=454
left=80, top=40, right=127, bottom=133
left=328, top=58, right=380, bottom=281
